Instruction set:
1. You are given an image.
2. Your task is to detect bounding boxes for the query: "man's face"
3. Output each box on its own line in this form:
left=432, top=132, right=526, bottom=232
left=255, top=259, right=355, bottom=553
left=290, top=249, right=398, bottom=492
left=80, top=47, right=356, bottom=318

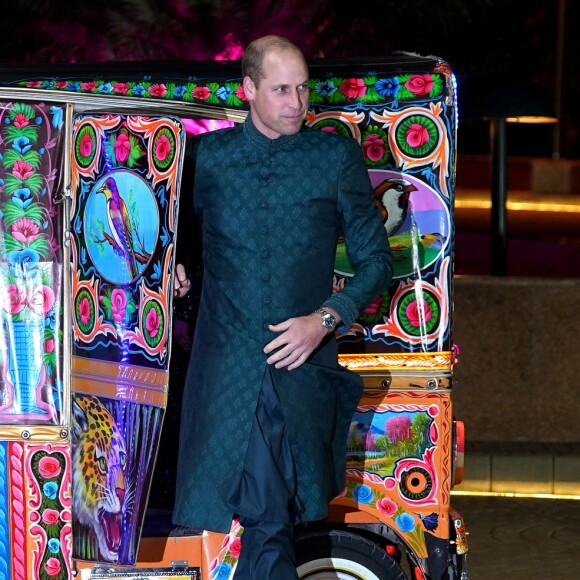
left=243, top=49, right=309, bottom=139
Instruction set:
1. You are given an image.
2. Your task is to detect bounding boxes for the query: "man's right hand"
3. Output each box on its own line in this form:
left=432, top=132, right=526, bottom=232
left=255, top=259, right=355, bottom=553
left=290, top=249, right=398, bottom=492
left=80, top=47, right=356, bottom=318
left=174, top=263, right=192, bottom=298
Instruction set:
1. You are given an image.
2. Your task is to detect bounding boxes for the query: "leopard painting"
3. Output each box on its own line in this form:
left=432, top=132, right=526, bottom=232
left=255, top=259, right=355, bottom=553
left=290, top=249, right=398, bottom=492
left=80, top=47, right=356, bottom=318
left=71, top=394, right=128, bottom=563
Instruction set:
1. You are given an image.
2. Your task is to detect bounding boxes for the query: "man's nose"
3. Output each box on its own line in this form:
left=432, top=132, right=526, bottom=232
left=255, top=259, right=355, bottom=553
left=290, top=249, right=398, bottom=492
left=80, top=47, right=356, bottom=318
left=289, top=89, right=302, bottom=108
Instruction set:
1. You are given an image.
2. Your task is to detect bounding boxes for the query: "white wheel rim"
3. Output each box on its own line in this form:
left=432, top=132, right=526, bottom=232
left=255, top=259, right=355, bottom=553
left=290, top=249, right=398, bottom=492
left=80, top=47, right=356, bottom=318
left=297, top=556, right=382, bottom=580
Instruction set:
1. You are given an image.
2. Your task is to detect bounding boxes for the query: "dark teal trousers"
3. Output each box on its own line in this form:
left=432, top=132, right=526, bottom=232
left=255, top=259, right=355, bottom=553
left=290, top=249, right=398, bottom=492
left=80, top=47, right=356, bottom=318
left=225, top=367, right=302, bottom=579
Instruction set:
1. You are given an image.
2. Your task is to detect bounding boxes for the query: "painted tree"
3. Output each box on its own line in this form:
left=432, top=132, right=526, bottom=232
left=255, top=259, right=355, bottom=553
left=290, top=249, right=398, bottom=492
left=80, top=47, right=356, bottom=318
left=348, top=424, right=361, bottom=449
left=364, top=429, right=375, bottom=452
left=385, top=414, right=412, bottom=444
left=411, top=413, right=431, bottom=453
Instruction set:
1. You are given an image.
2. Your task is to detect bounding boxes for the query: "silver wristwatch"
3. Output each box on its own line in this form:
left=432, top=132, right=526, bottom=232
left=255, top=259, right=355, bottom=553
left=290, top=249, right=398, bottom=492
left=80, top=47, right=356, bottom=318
left=315, top=308, right=337, bottom=334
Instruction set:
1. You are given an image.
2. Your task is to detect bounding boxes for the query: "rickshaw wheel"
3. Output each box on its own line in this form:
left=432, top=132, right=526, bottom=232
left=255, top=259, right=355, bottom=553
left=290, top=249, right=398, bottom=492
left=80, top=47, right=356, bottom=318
left=295, top=529, right=408, bottom=579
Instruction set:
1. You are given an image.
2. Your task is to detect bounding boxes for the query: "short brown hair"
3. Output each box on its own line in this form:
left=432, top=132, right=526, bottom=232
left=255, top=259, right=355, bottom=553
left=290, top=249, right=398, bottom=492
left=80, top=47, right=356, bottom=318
left=242, top=35, right=306, bottom=88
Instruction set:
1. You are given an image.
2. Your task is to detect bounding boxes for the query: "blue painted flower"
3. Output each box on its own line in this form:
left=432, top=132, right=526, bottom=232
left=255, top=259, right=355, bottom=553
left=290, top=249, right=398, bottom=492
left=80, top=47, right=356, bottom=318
left=352, top=484, right=374, bottom=504
left=12, top=187, right=33, bottom=209
left=48, top=538, right=60, bottom=554
left=8, top=249, right=40, bottom=278
left=216, top=86, right=233, bottom=101
left=395, top=512, right=415, bottom=533
left=98, top=83, right=113, bottom=94
left=419, top=512, right=439, bottom=531
left=173, top=85, right=187, bottom=98
left=45, top=310, right=57, bottom=329
left=43, top=481, right=58, bottom=500
left=211, top=561, right=233, bottom=579
left=50, top=106, right=63, bottom=129
left=315, top=80, right=337, bottom=97
left=13, top=136, right=32, bottom=154
left=133, top=84, right=146, bottom=96
left=375, top=77, right=400, bottom=97
left=67, top=82, right=80, bottom=91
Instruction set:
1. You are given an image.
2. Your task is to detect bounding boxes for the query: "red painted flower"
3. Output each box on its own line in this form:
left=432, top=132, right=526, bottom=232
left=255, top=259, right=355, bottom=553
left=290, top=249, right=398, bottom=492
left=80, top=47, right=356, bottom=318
left=339, top=78, right=367, bottom=99
left=11, top=217, right=40, bottom=243
left=155, top=134, right=171, bottom=161
left=362, top=295, right=384, bottom=316
left=146, top=307, right=160, bottom=337
left=406, top=298, right=432, bottom=328
left=26, top=81, right=42, bottom=88
left=45, top=338, right=55, bottom=353
left=235, top=85, right=248, bottom=102
left=111, top=289, right=127, bottom=322
left=377, top=497, right=398, bottom=517
left=406, top=123, right=430, bottom=148
left=79, top=133, right=94, bottom=157
left=44, top=557, right=61, bottom=577
left=362, top=134, right=386, bottom=162
left=12, top=160, right=34, bottom=180
left=114, top=132, right=131, bottom=163
left=27, top=284, right=56, bottom=315
left=55, top=81, right=68, bottom=89
left=39, top=455, right=62, bottom=478
left=113, top=83, right=130, bottom=95
left=405, top=74, right=434, bottom=96
left=79, top=296, right=91, bottom=326
left=321, top=126, right=339, bottom=134
left=81, top=81, right=98, bottom=92
left=192, top=86, right=211, bottom=100
left=14, top=113, right=30, bottom=128
left=4, top=284, right=26, bottom=315
left=148, top=83, right=167, bottom=97
left=229, top=537, right=242, bottom=558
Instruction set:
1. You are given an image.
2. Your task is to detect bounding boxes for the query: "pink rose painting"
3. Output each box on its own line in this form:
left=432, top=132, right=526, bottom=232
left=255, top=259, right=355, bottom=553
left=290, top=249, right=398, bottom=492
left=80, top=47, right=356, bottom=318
left=146, top=307, right=160, bottom=338
left=114, top=132, right=131, bottom=163
left=406, top=123, right=430, bottom=148
left=155, top=134, right=171, bottom=161
left=79, top=132, right=94, bottom=157
left=405, top=74, right=434, bottom=96
left=39, top=455, right=62, bottom=478
left=362, top=134, right=386, bottom=162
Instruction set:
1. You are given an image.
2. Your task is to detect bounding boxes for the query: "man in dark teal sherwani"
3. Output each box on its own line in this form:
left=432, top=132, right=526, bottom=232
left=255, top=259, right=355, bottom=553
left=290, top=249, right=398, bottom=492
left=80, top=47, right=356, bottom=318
left=173, top=35, right=393, bottom=579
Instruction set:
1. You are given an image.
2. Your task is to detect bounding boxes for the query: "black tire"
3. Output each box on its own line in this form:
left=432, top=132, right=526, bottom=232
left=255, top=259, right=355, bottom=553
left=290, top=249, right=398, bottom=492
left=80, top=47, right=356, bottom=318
left=295, top=529, right=408, bottom=579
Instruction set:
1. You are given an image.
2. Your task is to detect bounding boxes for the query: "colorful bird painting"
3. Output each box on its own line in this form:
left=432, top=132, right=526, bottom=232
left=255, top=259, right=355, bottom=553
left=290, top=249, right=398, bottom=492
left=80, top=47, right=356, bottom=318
left=97, top=176, right=139, bottom=279
left=373, top=177, right=418, bottom=237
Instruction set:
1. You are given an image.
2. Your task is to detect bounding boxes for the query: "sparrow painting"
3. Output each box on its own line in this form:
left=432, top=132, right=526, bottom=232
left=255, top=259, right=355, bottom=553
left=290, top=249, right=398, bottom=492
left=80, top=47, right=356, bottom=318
left=373, top=177, right=418, bottom=237
left=97, top=176, right=139, bottom=279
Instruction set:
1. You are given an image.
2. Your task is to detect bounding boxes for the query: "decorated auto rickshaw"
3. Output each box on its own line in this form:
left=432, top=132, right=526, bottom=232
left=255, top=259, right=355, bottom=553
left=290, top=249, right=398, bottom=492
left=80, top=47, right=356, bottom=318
left=0, top=53, right=467, bottom=579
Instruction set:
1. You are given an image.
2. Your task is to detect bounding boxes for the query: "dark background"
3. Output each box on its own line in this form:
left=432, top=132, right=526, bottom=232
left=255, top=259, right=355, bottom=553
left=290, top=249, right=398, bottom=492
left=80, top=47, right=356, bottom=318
left=0, top=0, right=578, bottom=159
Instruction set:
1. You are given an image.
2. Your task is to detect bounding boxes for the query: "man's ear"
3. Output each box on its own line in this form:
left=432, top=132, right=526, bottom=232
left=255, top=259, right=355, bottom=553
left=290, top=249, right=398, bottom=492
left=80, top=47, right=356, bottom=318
left=243, top=75, right=255, bottom=101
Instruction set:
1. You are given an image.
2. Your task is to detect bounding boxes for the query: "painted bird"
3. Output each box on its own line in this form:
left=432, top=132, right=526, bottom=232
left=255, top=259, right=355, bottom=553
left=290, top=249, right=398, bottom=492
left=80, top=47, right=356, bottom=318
left=373, top=177, right=418, bottom=237
left=97, top=176, right=139, bottom=279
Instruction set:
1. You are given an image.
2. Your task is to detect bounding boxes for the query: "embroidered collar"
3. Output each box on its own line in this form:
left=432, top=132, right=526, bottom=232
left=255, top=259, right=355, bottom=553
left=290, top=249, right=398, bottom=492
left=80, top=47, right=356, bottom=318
left=243, top=114, right=301, bottom=151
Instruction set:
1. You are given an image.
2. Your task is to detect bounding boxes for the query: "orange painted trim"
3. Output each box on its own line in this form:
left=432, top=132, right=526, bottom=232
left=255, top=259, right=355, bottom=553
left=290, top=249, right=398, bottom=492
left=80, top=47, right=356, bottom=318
left=339, top=351, right=454, bottom=372
left=71, top=355, right=168, bottom=407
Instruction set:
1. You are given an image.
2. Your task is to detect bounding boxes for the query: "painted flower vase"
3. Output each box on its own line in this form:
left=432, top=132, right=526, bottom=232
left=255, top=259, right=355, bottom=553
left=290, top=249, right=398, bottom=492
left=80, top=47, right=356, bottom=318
left=3, top=314, right=48, bottom=416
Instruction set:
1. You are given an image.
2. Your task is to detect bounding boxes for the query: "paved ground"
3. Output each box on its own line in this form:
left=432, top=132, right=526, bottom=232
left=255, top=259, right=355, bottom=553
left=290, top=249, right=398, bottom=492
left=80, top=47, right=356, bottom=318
left=450, top=494, right=580, bottom=580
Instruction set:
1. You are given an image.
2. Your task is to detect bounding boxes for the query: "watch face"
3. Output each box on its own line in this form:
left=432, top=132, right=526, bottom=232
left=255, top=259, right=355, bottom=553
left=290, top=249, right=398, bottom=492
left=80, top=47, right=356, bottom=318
left=317, top=309, right=336, bottom=331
